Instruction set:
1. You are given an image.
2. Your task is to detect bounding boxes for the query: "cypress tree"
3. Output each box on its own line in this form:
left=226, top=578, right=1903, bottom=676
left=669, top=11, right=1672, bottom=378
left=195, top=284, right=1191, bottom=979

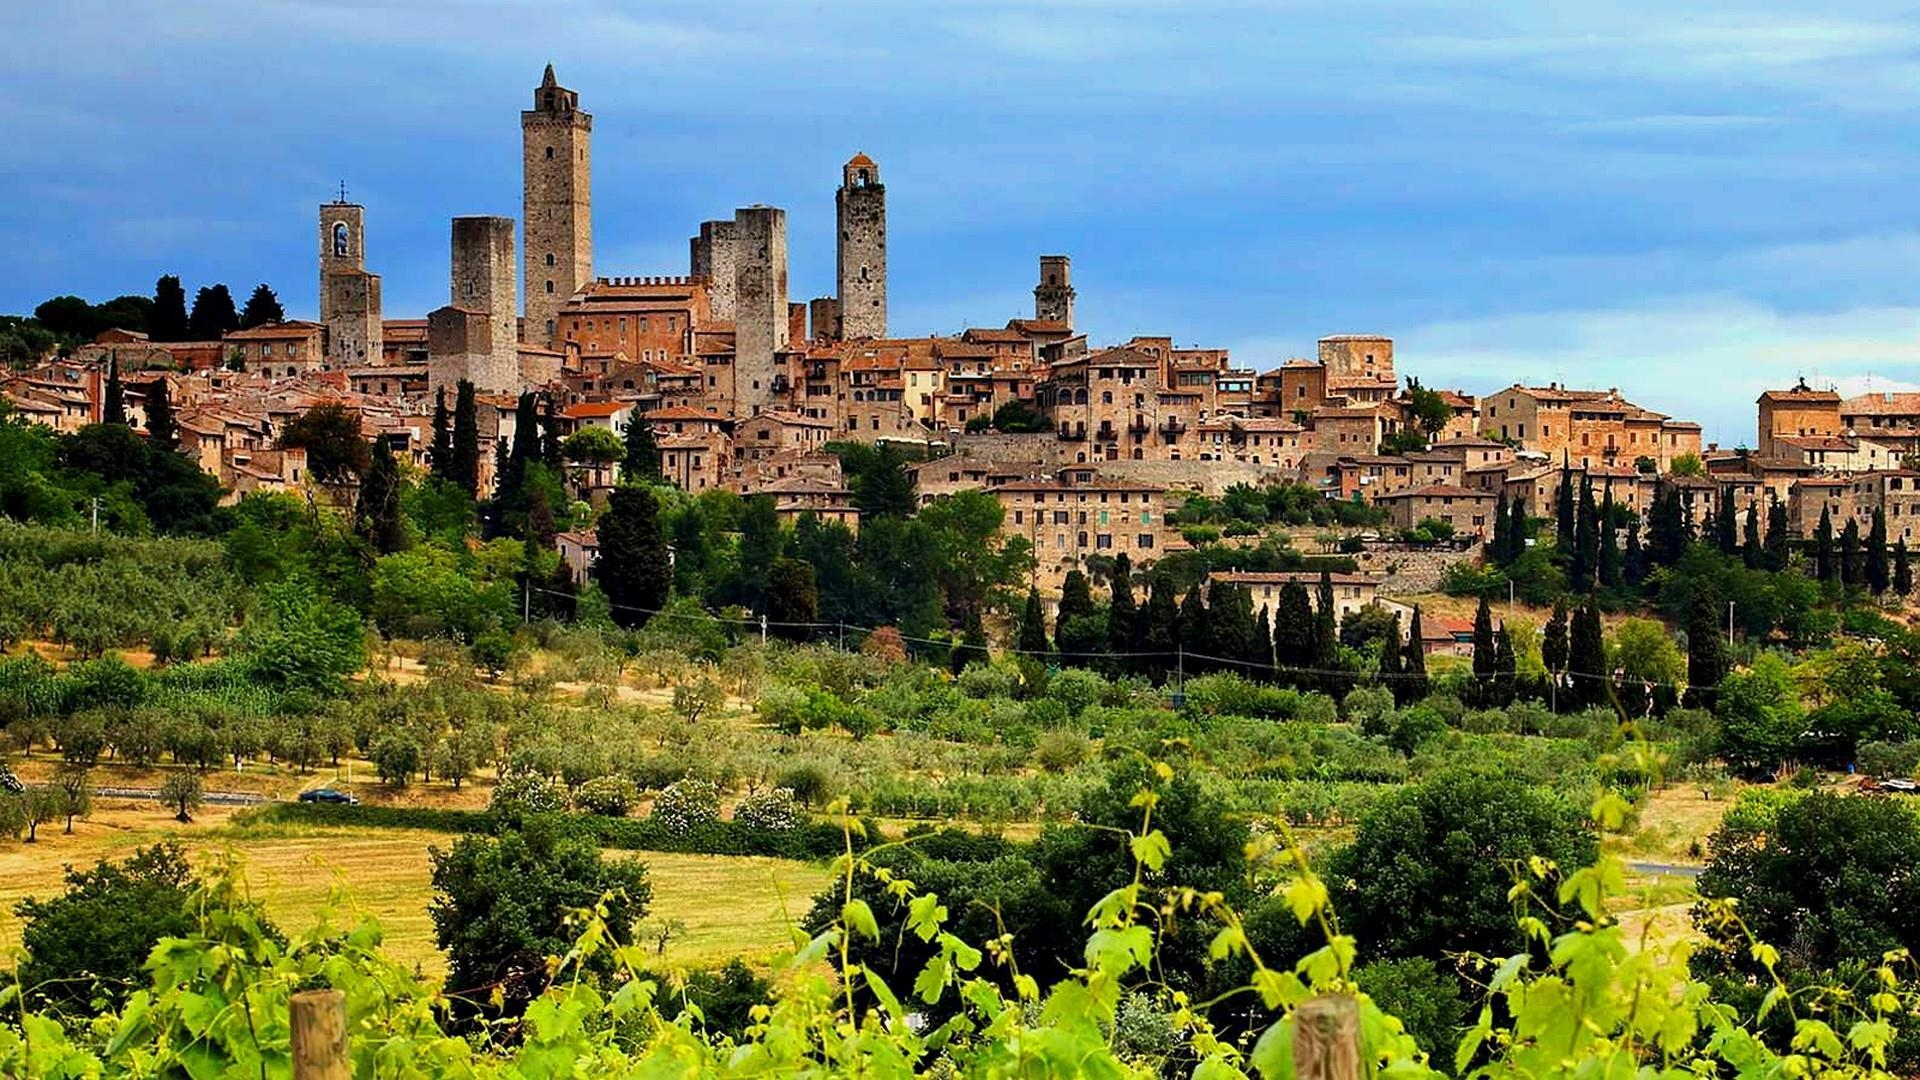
left=1055, top=570, right=1104, bottom=660
left=1715, top=486, right=1738, bottom=555
left=1742, top=503, right=1762, bottom=569
left=1254, top=605, right=1274, bottom=677
left=430, top=387, right=453, bottom=482
left=1542, top=599, right=1569, bottom=676
left=622, top=418, right=661, bottom=482
left=1206, top=580, right=1258, bottom=675
left=540, top=394, right=564, bottom=470
left=1140, top=573, right=1180, bottom=682
left=1624, top=519, right=1647, bottom=585
left=1841, top=517, right=1862, bottom=586
left=1178, top=586, right=1211, bottom=670
left=1685, top=590, right=1727, bottom=709
left=1017, top=587, right=1052, bottom=657
left=766, top=558, right=819, bottom=642
left=1492, top=491, right=1512, bottom=565
left=1107, top=553, right=1138, bottom=666
left=239, top=284, right=285, bottom=329
left=1898, top=538, right=1914, bottom=596
left=145, top=376, right=176, bottom=451
left=356, top=436, right=409, bottom=555
left=1815, top=505, right=1836, bottom=582
left=526, top=485, right=558, bottom=551
left=495, top=391, right=540, bottom=516
left=1555, top=463, right=1576, bottom=543
left=102, top=359, right=126, bottom=426
left=450, top=379, right=481, bottom=497
left=1274, top=580, right=1315, bottom=688
left=593, top=484, right=671, bottom=629
left=1400, top=606, right=1430, bottom=704
left=1765, top=499, right=1790, bottom=572
left=187, top=284, right=239, bottom=340
left=1569, top=600, right=1608, bottom=711
left=1507, top=495, right=1528, bottom=561
left=1312, top=570, right=1344, bottom=697
left=1493, top=626, right=1517, bottom=708
left=1597, top=493, right=1622, bottom=588
left=1470, top=595, right=1497, bottom=705
left=1377, top=613, right=1403, bottom=692
left=951, top=610, right=988, bottom=674
left=1868, top=507, right=1890, bottom=595
left=151, top=275, right=189, bottom=342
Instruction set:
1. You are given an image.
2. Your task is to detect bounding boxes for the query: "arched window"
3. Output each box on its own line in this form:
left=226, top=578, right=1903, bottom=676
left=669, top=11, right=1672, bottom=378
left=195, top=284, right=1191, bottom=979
left=545, top=253, right=555, bottom=267
left=545, top=280, right=554, bottom=294
left=1101, top=391, right=1112, bottom=404
left=545, top=146, right=554, bottom=160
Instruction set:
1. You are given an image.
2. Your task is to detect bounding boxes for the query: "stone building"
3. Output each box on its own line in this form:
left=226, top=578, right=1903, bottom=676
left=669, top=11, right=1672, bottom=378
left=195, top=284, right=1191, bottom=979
left=689, top=219, right=738, bottom=322
left=1756, top=382, right=1841, bottom=458
left=835, top=152, right=886, bottom=340
left=317, top=199, right=382, bottom=367
left=430, top=216, right=520, bottom=395
left=1372, top=483, right=1499, bottom=535
left=1034, top=255, right=1075, bottom=328
left=522, top=64, right=593, bottom=348
left=732, top=205, right=789, bottom=417
left=1482, top=384, right=1700, bottom=471
left=991, top=470, right=1168, bottom=591
left=225, top=321, right=326, bottom=378
left=1208, top=571, right=1390, bottom=625
left=556, top=276, right=707, bottom=364
left=1840, top=391, right=1920, bottom=456
left=1318, top=335, right=1394, bottom=385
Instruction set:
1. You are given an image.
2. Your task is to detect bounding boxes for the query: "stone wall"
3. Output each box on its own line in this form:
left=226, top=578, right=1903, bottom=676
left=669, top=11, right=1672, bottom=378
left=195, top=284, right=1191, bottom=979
left=1351, top=542, right=1482, bottom=596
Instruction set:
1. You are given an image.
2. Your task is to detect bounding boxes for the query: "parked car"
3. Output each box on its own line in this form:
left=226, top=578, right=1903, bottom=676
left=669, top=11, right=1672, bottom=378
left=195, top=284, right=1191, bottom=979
left=297, top=788, right=359, bottom=805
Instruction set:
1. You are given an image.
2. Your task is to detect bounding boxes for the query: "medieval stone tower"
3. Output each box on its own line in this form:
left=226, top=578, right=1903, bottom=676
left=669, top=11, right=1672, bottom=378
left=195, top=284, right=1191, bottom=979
left=429, top=216, right=520, bottom=395
left=733, top=205, right=789, bottom=417
left=835, top=152, right=886, bottom=340
left=317, top=199, right=382, bottom=368
left=1034, top=255, right=1074, bottom=327
left=522, top=63, right=592, bottom=348
left=689, top=219, right=738, bottom=321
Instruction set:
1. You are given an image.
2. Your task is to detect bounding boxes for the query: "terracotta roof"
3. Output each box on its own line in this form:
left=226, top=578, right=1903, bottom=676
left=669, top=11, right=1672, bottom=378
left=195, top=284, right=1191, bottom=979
left=846, top=151, right=876, bottom=167
left=1210, top=570, right=1381, bottom=587
left=643, top=405, right=725, bottom=422
left=1842, top=392, right=1920, bottom=416
left=561, top=402, right=631, bottom=419
left=224, top=321, right=323, bottom=341
left=1759, top=386, right=1841, bottom=404
left=1378, top=484, right=1496, bottom=499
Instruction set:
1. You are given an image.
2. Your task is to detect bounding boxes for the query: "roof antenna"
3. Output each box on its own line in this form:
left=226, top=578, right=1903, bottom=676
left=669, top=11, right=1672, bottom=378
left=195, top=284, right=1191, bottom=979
left=336, top=179, right=349, bottom=204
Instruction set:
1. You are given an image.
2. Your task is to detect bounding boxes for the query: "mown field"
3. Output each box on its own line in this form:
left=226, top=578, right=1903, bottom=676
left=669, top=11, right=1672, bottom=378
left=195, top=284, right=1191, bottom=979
left=0, top=799, right=833, bottom=977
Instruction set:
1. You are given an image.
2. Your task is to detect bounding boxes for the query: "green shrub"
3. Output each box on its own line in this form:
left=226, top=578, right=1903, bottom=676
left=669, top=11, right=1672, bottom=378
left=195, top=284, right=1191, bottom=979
left=652, top=777, right=721, bottom=834
left=574, top=775, right=639, bottom=817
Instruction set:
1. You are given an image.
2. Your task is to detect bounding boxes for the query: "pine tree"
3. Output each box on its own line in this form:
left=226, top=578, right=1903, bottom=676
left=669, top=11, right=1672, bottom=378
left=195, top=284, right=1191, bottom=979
left=1470, top=595, right=1497, bottom=705
left=1898, top=538, right=1915, bottom=597
left=430, top=388, right=453, bottom=482
left=239, top=284, right=285, bottom=329
left=593, top=485, right=671, bottom=630
left=1140, top=573, right=1179, bottom=682
left=1868, top=507, right=1890, bottom=595
left=1400, top=606, right=1430, bottom=704
left=622, top=418, right=661, bottom=482
left=187, top=284, right=239, bottom=340
left=102, top=359, right=126, bottom=426
left=1542, top=599, right=1569, bottom=678
left=151, top=275, right=189, bottom=342
left=450, top=380, right=481, bottom=497
left=1274, top=580, right=1315, bottom=688
left=1017, top=587, right=1052, bottom=657
left=1764, top=499, right=1790, bottom=572
left=1716, top=486, right=1738, bottom=555
left=1107, top=553, right=1138, bottom=668
left=1597, top=494, right=1621, bottom=588
left=1685, top=590, right=1727, bottom=709
left=356, top=436, right=409, bottom=555
left=1841, top=518, right=1862, bottom=586
left=144, top=376, right=176, bottom=451
left=1815, top=506, right=1836, bottom=582
left=1742, top=503, right=1762, bottom=569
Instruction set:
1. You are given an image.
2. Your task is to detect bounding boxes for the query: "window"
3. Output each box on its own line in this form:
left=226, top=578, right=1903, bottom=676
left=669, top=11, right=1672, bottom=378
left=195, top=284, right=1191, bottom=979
left=545, top=280, right=554, bottom=294
left=545, top=146, right=554, bottom=160
left=1138, top=534, right=1154, bottom=548
left=545, top=253, right=556, bottom=267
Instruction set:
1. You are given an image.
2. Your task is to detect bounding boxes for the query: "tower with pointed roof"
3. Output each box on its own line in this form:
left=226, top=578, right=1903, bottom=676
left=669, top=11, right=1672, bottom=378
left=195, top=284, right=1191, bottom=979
left=834, top=152, right=886, bottom=340
left=522, top=63, right=592, bottom=349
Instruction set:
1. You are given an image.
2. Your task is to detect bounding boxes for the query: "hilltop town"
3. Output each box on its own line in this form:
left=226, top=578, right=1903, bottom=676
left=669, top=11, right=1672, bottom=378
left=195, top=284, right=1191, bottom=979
left=4, top=66, right=1916, bottom=600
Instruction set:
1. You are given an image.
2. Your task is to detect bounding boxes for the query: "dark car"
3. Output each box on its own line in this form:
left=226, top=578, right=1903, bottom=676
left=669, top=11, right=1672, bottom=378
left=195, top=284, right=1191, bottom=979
left=297, top=788, right=359, bottom=805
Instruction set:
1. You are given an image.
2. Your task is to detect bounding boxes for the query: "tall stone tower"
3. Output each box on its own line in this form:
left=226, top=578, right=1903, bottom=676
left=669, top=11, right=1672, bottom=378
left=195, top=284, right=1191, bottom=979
left=430, top=216, right=520, bottom=395
left=689, top=219, right=738, bottom=321
left=733, top=205, right=789, bottom=417
left=1034, top=255, right=1075, bottom=327
left=317, top=198, right=382, bottom=368
left=522, top=63, right=592, bottom=348
left=835, top=152, right=886, bottom=340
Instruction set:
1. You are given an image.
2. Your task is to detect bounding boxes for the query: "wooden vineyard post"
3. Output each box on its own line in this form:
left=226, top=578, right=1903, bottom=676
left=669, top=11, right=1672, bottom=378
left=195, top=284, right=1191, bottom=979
left=290, top=988, right=349, bottom=1080
left=1294, top=994, right=1361, bottom=1080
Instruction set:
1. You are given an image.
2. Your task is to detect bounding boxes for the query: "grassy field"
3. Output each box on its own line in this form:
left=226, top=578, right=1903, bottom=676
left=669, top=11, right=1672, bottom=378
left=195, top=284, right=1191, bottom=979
left=0, top=799, right=835, bottom=978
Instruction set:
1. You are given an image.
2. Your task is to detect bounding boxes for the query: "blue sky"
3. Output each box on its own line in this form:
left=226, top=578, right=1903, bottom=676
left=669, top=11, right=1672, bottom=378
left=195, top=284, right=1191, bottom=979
left=7, top=1, right=1920, bottom=443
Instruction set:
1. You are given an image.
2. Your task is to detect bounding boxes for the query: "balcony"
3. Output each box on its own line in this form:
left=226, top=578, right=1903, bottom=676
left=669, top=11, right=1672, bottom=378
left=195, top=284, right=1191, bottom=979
left=1128, top=416, right=1150, bottom=434
left=1097, top=423, right=1117, bottom=441
left=1159, top=417, right=1188, bottom=439
left=1059, top=425, right=1086, bottom=441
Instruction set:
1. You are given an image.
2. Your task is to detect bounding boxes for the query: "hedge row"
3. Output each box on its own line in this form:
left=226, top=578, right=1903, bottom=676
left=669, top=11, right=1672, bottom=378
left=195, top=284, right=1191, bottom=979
left=247, top=801, right=863, bottom=860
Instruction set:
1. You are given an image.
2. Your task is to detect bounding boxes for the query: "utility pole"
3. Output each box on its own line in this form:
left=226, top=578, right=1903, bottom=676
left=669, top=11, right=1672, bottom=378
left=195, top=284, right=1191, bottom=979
left=90, top=497, right=100, bottom=536
left=1726, top=600, right=1735, bottom=649
left=760, top=613, right=768, bottom=646
left=523, top=579, right=531, bottom=625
